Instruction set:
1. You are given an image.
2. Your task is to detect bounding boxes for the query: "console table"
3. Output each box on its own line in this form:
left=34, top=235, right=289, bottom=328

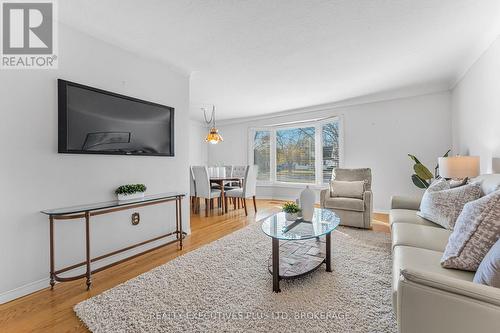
left=41, top=192, right=186, bottom=290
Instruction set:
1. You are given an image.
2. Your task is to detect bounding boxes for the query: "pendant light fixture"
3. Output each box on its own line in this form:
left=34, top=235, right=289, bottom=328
left=202, top=105, right=223, bottom=144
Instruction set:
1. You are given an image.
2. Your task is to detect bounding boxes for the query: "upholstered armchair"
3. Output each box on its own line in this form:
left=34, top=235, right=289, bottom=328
left=320, top=168, right=373, bottom=229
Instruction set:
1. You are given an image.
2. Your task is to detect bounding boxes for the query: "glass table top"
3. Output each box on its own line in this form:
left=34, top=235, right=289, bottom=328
left=41, top=192, right=186, bottom=216
left=261, top=208, right=340, bottom=240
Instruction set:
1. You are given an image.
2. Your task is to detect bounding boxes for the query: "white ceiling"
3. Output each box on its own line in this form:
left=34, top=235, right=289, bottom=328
left=59, top=1, right=500, bottom=120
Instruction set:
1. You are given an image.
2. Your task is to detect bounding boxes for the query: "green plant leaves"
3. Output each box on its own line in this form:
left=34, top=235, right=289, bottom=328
left=414, top=163, right=433, bottom=180
left=282, top=201, right=301, bottom=213
left=411, top=174, right=429, bottom=189
left=409, top=150, right=450, bottom=189
left=115, top=184, right=147, bottom=195
left=408, top=154, right=421, bottom=164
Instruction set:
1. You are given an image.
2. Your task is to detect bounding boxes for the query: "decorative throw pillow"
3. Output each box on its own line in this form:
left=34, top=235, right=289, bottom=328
left=473, top=239, right=500, bottom=287
left=330, top=180, right=364, bottom=199
left=417, top=180, right=482, bottom=229
left=441, top=190, right=500, bottom=271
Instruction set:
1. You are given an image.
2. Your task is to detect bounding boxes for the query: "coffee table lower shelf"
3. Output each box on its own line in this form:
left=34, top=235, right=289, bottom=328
left=268, top=233, right=332, bottom=292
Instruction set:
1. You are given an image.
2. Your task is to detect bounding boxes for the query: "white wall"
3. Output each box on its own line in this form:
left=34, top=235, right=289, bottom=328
left=208, top=92, right=452, bottom=211
left=0, top=25, right=190, bottom=303
left=451, top=36, right=500, bottom=173
left=189, top=120, right=208, bottom=165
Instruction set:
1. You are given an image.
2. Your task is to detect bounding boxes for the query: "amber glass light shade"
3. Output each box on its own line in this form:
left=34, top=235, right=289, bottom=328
left=205, top=127, right=223, bottom=144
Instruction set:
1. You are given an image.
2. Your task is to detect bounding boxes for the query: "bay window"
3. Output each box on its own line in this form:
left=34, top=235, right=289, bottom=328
left=249, top=117, right=342, bottom=185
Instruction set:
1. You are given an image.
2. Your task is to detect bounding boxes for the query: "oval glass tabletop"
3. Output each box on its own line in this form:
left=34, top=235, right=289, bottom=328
left=261, top=208, right=340, bottom=241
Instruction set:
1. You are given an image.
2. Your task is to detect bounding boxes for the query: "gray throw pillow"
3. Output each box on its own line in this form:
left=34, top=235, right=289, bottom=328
left=417, top=180, right=482, bottom=229
left=330, top=180, right=364, bottom=199
left=441, top=190, right=500, bottom=271
left=474, top=239, right=500, bottom=287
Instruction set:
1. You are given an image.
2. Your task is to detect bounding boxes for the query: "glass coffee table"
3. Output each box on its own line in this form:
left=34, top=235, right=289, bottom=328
left=261, top=208, right=340, bottom=292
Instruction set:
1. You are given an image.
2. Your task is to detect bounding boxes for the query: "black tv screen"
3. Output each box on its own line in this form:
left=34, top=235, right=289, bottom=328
left=58, top=79, right=174, bottom=156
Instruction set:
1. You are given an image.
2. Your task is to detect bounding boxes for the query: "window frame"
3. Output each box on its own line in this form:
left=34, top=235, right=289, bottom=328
left=248, top=116, right=344, bottom=187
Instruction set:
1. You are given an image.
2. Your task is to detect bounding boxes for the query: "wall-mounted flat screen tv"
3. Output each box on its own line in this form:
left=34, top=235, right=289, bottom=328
left=58, top=79, right=174, bottom=156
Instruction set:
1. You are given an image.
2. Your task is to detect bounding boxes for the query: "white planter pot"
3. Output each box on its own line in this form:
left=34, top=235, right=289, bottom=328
left=117, top=192, right=145, bottom=201
left=285, top=212, right=299, bottom=221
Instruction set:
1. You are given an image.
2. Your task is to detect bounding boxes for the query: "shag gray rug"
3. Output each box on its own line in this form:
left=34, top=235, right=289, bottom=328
left=75, top=222, right=396, bottom=332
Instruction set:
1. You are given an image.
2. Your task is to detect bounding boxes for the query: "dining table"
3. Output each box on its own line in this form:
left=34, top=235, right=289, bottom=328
left=209, top=176, right=244, bottom=214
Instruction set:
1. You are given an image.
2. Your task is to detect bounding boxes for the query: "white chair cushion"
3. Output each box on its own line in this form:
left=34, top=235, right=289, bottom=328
left=225, top=188, right=243, bottom=198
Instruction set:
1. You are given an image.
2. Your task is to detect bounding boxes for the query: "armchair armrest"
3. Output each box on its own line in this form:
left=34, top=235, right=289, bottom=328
left=390, top=195, right=422, bottom=211
left=397, top=269, right=500, bottom=333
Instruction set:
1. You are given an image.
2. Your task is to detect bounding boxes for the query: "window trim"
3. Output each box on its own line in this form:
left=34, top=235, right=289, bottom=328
left=248, top=116, right=344, bottom=186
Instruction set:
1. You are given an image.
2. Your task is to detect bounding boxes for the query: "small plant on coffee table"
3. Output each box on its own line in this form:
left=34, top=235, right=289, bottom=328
left=282, top=201, right=301, bottom=221
left=282, top=202, right=301, bottom=214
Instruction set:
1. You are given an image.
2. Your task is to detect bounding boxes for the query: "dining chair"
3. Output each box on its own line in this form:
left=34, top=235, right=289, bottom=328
left=192, top=166, right=222, bottom=217
left=224, top=165, right=258, bottom=216
left=227, top=165, right=247, bottom=208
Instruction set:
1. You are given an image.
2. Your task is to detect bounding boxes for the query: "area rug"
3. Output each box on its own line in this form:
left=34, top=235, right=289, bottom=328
left=75, top=221, right=396, bottom=332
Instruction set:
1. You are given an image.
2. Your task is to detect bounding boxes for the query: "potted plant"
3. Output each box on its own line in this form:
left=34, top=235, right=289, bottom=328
left=115, top=184, right=147, bottom=201
left=282, top=201, right=301, bottom=221
left=408, top=149, right=451, bottom=189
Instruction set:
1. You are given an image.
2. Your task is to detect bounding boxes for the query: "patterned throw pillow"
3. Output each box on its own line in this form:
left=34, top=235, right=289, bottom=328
left=441, top=190, right=500, bottom=271
left=417, top=180, right=482, bottom=229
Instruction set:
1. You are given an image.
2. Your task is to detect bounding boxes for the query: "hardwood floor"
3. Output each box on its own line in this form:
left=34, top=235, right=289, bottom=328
left=0, top=200, right=389, bottom=333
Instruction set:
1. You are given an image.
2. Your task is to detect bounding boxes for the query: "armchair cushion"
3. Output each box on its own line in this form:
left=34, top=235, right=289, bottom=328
left=330, top=180, right=365, bottom=199
left=323, top=197, right=364, bottom=212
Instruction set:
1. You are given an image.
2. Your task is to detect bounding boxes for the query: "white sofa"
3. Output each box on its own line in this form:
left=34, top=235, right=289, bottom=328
left=390, top=174, right=500, bottom=333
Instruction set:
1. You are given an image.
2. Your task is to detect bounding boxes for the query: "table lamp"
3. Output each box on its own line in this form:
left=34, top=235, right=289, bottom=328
left=438, top=156, right=480, bottom=180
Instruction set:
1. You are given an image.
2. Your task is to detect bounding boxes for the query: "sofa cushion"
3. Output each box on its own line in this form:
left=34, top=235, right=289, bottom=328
left=392, top=246, right=474, bottom=311
left=417, top=180, right=482, bottom=229
left=392, top=223, right=451, bottom=252
left=323, top=197, right=364, bottom=212
left=441, top=190, right=500, bottom=271
left=330, top=180, right=365, bottom=199
left=389, top=209, right=441, bottom=228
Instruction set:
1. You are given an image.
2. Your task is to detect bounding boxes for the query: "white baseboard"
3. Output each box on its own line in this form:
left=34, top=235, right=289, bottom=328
left=0, top=277, right=50, bottom=304
left=0, top=231, right=191, bottom=305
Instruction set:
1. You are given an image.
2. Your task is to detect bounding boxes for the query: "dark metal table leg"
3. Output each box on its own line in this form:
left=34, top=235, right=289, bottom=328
left=178, top=196, right=183, bottom=250
left=49, top=215, right=55, bottom=289
left=272, top=238, right=281, bottom=292
left=326, top=232, right=332, bottom=272
left=85, top=211, right=92, bottom=290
